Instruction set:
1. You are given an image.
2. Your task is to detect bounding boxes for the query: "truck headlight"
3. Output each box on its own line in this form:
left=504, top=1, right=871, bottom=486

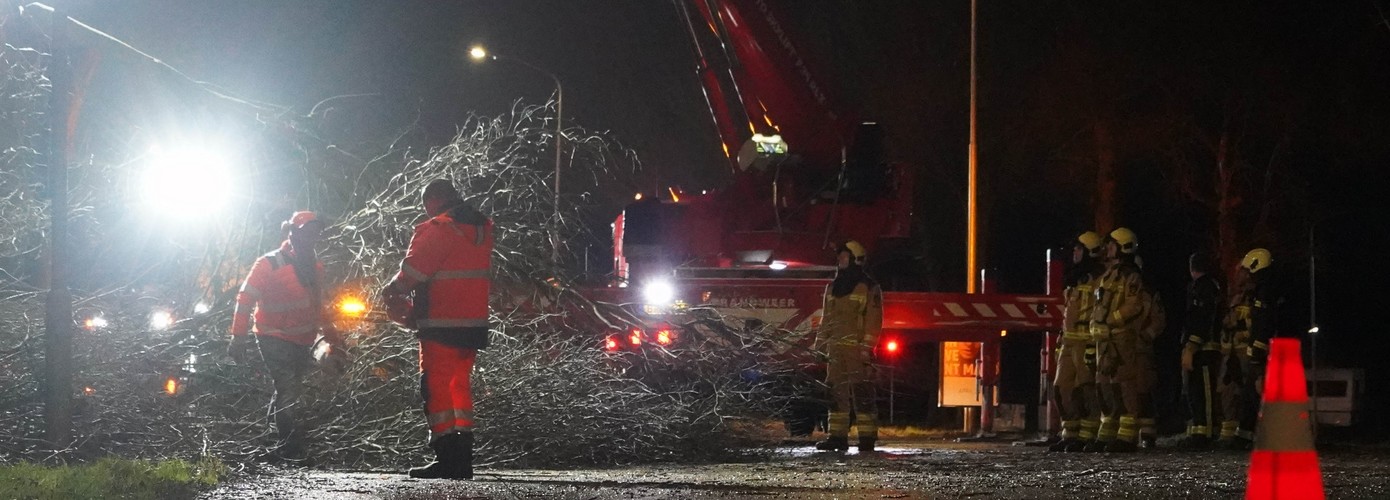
left=643, top=280, right=675, bottom=306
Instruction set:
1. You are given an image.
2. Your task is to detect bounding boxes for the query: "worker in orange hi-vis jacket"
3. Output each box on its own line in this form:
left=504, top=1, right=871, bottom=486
left=229, top=210, right=347, bottom=463
left=382, top=179, right=493, bottom=480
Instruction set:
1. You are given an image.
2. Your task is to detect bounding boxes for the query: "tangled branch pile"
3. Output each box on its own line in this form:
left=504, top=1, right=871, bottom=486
left=2, top=31, right=805, bottom=468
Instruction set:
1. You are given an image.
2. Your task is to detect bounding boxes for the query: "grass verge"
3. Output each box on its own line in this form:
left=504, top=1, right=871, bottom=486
left=0, top=457, right=225, bottom=500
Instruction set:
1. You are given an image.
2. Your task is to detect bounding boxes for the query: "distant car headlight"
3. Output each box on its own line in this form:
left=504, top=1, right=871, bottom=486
left=643, top=280, right=675, bottom=306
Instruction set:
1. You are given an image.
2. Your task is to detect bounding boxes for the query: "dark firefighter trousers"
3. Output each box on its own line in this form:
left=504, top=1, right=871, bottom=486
left=1186, top=350, right=1222, bottom=438
left=1218, top=347, right=1254, bottom=441
left=259, top=336, right=313, bottom=453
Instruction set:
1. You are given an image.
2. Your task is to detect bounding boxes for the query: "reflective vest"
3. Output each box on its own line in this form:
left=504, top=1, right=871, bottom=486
left=231, top=241, right=326, bottom=346
left=393, top=208, right=494, bottom=347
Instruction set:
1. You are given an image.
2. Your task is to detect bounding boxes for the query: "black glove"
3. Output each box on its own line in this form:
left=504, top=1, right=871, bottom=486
left=227, top=335, right=256, bottom=365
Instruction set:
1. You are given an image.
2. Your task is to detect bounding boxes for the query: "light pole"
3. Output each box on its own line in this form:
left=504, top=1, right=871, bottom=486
left=469, top=45, right=564, bottom=263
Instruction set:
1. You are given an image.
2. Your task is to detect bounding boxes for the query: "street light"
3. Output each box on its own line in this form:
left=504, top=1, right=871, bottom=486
left=469, top=45, right=564, bottom=262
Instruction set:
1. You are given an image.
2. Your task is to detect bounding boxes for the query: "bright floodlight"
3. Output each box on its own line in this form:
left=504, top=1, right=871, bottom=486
left=769, top=261, right=788, bottom=271
left=141, top=144, right=236, bottom=217
left=469, top=46, right=488, bottom=61
left=150, top=310, right=174, bottom=330
left=193, top=302, right=211, bottom=314
left=643, top=280, right=675, bottom=306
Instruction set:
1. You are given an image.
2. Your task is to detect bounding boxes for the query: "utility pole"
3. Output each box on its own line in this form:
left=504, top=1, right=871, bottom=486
left=42, top=6, right=74, bottom=449
left=966, top=0, right=979, bottom=295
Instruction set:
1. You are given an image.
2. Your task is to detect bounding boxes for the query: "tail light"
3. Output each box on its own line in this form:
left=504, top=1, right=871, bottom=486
left=654, top=328, right=673, bottom=346
left=604, top=335, right=621, bottom=352
left=628, top=328, right=643, bottom=346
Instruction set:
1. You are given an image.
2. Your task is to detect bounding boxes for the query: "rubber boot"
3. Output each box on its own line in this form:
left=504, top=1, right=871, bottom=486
left=409, top=433, right=471, bottom=479
left=1082, top=439, right=1109, bottom=453
left=815, top=435, right=849, bottom=452
left=1140, top=434, right=1157, bottom=449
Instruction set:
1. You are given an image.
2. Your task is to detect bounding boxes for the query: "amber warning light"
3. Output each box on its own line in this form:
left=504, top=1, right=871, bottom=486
left=338, top=296, right=367, bottom=317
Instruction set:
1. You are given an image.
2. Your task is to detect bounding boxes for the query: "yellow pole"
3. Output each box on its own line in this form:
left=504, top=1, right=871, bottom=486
left=967, top=0, right=979, bottom=294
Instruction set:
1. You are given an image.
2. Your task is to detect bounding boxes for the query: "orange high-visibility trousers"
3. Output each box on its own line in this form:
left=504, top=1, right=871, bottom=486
left=420, top=339, right=476, bottom=443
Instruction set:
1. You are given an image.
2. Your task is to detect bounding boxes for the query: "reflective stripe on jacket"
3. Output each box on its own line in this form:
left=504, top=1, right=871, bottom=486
left=231, top=241, right=326, bottom=346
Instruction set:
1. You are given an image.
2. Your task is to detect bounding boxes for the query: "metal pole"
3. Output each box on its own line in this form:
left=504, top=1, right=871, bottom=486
left=43, top=6, right=74, bottom=449
left=966, top=0, right=979, bottom=294
left=1309, top=224, right=1318, bottom=440
left=890, top=363, right=896, bottom=426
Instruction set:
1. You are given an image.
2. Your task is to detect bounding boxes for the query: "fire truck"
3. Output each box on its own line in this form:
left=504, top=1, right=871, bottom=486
left=576, top=0, right=1066, bottom=435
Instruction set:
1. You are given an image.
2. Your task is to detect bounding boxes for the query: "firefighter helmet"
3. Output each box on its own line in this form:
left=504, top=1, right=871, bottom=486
left=1109, top=227, right=1139, bottom=254
left=1241, top=248, right=1272, bottom=274
left=281, top=211, right=321, bottom=232
left=842, top=240, right=867, bottom=261
left=1077, top=231, right=1104, bottom=257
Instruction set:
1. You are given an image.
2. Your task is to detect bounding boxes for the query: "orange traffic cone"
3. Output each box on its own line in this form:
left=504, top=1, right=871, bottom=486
left=1245, top=338, right=1324, bottom=500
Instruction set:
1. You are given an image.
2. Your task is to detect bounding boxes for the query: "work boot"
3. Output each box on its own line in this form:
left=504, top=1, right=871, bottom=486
left=815, top=435, right=849, bottom=452
left=409, top=433, right=472, bottom=480
left=1048, top=438, right=1080, bottom=452
left=1176, top=434, right=1211, bottom=451
left=1104, top=440, right=1137, bottom=453
left=857, top=436, right=876, bottom=453
left=1082, top=440, right=1109, bottom=453
left=1062, top=439, right=1091, bottom=452
left=1140, top=434, right=1157, bottom=449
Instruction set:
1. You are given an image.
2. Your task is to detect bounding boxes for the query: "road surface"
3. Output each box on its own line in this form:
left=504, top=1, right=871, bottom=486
left=201, top=439, right=1387, bottom=499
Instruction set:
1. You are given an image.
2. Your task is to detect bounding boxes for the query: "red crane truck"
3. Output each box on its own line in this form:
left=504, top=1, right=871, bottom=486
left=577, top=0, right=1066, bottom=436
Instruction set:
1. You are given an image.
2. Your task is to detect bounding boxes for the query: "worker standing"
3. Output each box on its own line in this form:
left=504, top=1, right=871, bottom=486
left=382, top=180, right=493, bottom=480
left=1178, top=252, right=1224, bottom=449
left=1086, top=227, right=1147, bottom=453
left=228, top=211, right=347, bottom=463
left=1049, top=232, right=1106, bottom=452
left=1134, top=274, right=1164, bottom=449
left=814, top=240, right=884, bottom=453
left=1222, top=248, right=1276, bottom=450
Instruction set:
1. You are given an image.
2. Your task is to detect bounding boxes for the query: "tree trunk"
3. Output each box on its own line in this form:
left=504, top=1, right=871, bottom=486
left=1093, top=118, right=1117, bottom=233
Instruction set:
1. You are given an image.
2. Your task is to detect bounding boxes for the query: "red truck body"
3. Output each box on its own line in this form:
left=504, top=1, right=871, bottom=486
left=575, top=0, right=1065, bottom=432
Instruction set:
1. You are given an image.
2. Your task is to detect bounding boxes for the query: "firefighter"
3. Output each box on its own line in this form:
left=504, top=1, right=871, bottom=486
left=1219, top=248, right=1275, bottom=450
left=382, top=179, right=493, bottom=480
left=1086, top=227, right=1148, bottom=453
left=1049, top=231, right=1106, bottom=452
left=814, top=240, right=884, bottom=453
left=1178, top=252, right=1224, bottom=449
left=228, top=211, right=347, bottom=463
left=1134, top=261, right=1164, bottom=449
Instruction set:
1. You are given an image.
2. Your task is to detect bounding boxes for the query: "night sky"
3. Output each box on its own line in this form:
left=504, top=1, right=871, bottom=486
left=25, top=1, right=1390, bottom=428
